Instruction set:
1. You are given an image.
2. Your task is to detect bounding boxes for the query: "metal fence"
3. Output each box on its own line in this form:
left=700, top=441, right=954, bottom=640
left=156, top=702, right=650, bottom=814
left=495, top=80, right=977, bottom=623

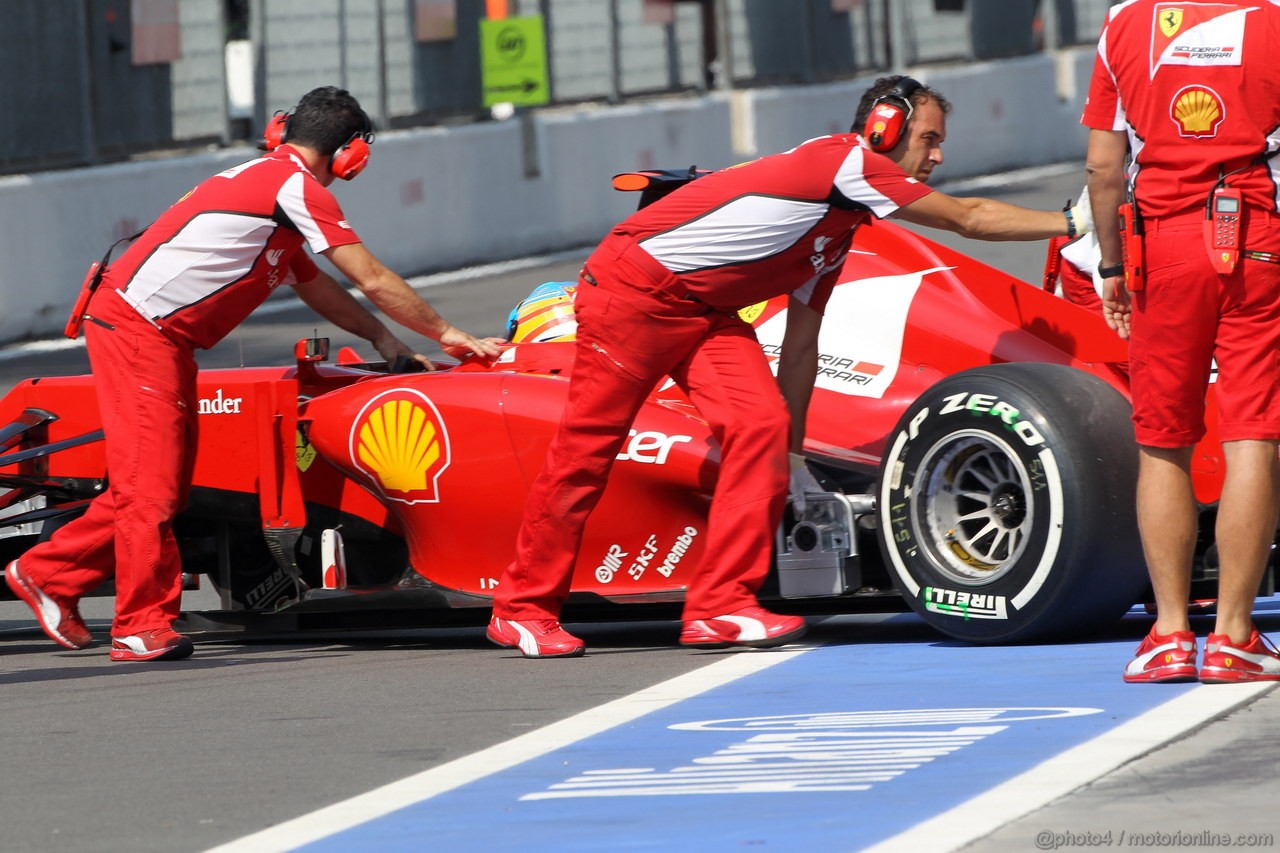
left=0, top=0, right=1120, bottom=176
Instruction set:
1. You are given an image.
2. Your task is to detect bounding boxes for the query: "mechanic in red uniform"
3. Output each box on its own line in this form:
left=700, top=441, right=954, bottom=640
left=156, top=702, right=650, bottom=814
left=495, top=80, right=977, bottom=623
left=489, top=76, right=1094, bottom=657
left=1084, top=2, right=1280, bottom=683
left=5, top=86, right=502, bottom=662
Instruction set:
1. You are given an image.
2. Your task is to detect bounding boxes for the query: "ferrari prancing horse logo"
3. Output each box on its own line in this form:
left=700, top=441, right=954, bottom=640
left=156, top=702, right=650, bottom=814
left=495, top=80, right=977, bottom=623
left=1159, top=7, right=1183, bottom=38
left=295, top=429, right=317, bottom=472
left=738, top=301, right=768, bottom=324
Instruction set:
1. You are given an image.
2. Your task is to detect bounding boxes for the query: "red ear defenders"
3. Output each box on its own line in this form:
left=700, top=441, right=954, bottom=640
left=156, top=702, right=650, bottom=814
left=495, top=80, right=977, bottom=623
left=261, top=109, right=375, bottom=181
left=262, top=110, right=291, bottom=151
left=863, top=77, right=923, bottom=153
left=329, top=128, right=373, bottom=181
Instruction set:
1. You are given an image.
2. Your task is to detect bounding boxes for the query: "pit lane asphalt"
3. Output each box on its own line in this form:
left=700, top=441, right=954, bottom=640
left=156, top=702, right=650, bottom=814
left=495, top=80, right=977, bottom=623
left=0, top=166, right=1276, bottom=852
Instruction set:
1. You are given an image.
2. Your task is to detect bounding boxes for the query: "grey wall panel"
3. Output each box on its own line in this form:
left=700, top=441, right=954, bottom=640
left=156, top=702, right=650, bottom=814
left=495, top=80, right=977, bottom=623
left=0, top=5, right=87, bottom=170
left=171, top=0, right=227, bottom=142
left=87, top=0, right=174, bottom=156
left=674, top=3, right=707, bottom=90
left=259, top=0, right=346, bottom=113
left=726, top=0, right=865, bottom=85
left=617, top=2, right=674, bottom=95
left=545, top=0, right=613, bottom=101
left=898, top=0, right=971, bottom=65
left=407, top=1, right=485, bottom=118
left=808, top=4, right=858, bottom=80
left=382, top=0, right=417, bottom=120
left=339, top=2, right=385, bottom=100
left=255, top=0, right=389, bottom=123
left=1075, top=0, right=1116, bottom=45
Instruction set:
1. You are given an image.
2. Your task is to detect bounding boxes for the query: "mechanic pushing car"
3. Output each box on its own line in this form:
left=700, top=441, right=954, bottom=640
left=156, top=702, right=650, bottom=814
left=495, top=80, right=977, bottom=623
left=4, top=86, right=503, bottom=662
left=1083, top=2, right=1280, bottom=683
left=488, top=75, right=1096, bottom=658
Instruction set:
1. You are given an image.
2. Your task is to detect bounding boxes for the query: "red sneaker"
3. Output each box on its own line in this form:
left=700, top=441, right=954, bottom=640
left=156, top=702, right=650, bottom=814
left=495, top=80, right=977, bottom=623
left=1199, top=628, right=1280, bottom=684
left=1122, top=627, right=1198, bottom=683
left=680, top=606, right=806, bottom=649
left=5, top=559, right=93, bottom=650
left=487, top=616, right=585, bottom=658
left=109, top=628, right=194, bottom=662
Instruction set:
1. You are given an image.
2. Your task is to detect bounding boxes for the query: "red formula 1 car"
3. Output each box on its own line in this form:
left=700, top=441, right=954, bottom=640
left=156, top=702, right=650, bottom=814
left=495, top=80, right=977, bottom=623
left=0, top=173, right=1255, bottom=644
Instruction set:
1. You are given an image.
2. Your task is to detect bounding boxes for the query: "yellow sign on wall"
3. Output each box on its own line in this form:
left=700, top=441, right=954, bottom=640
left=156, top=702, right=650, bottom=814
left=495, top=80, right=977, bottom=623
left=480, top=16, right=550, bottom=108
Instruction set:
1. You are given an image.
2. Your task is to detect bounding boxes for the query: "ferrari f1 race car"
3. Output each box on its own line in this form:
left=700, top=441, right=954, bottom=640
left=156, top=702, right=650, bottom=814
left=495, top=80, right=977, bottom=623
left=0, top=172, right=1253, bottom=644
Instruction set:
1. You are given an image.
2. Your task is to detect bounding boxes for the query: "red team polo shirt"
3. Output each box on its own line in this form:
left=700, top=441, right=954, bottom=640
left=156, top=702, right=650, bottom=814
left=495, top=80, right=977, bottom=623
left=103, top=144, right=363, bottom=349
left=1081, top=0, right=1280, bottom=219
left=615, top=133, right=933, bottom=313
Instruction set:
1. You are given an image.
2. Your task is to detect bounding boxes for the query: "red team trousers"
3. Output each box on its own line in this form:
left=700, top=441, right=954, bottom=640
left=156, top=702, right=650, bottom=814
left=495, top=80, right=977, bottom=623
left=19, top=289, right=198, bottom=637
left=493, top=238, right=790, bottom=622
left=1130, top=209, right=1280, bottom=447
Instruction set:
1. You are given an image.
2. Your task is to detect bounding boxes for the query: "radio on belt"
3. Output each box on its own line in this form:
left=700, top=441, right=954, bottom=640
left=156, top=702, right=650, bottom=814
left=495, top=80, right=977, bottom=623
left=63, top=261, right=104, bottom=340
left=1205, top=185, right=1242, bottom=275
left=1119, top=202, right=1145, bottom=291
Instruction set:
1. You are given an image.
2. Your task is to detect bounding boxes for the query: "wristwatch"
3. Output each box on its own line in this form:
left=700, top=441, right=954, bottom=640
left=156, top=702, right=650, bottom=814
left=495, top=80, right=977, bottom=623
left=1097, top=262, right=1125, bottom=278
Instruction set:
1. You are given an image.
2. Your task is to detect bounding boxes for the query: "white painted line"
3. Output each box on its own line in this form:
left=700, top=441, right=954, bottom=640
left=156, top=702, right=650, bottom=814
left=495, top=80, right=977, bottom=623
left=0, top=337, right=85, bottom=363
left=931, top=161, right=1081, bottom=196
left=205, top=646, right=811, bottom=853
left=245, top=245, right=594, bottom=319
left=863, top=681, right=1277, bottom=853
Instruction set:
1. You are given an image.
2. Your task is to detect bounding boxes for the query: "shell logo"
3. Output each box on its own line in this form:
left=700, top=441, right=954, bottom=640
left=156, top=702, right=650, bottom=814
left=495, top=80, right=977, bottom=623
left=1170, top=85, right=1224, bottom=137
left=348, top=388, right=452, bottom=504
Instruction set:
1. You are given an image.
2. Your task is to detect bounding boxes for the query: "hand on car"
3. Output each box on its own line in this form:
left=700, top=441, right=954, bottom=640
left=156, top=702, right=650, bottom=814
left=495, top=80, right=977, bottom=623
left=439, top=326, right=506, bottom=361
left=373, top=330, right=437, bottom=371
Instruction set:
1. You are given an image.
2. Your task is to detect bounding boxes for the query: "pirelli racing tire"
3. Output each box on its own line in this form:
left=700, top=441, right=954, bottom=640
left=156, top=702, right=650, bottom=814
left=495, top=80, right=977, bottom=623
left=877, top=362, right=1145, bottom=644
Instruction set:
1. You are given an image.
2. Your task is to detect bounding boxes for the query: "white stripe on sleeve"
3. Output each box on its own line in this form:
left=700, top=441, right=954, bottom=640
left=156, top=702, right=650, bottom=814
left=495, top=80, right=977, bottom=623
left=277, top=171, right=332, bottom=254
left=832, top=147, right=905, bottom=218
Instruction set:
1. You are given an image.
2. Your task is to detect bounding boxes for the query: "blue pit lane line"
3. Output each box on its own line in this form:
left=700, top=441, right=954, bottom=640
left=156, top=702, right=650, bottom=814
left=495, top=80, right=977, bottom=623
left=268, top=603, right=1278, bottom=853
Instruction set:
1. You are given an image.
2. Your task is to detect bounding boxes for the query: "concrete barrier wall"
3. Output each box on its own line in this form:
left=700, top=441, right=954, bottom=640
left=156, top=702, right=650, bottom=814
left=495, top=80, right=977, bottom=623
left=337, top=96, right=736, bottom=276
left=738, top=52, right=1091, bottom=174
left=0, top=48, right=1095, bottom=344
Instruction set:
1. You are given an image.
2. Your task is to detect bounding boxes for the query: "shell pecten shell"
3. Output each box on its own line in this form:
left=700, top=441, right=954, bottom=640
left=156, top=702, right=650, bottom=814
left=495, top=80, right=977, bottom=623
left=357, top=399, right=440, bottom=492
left=1171, top=86, right=1223, bottom=136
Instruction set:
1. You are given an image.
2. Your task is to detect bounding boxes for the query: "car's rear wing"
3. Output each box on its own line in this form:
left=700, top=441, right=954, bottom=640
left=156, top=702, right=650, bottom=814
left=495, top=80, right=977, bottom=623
left=611, top=167, right=713, bottom=209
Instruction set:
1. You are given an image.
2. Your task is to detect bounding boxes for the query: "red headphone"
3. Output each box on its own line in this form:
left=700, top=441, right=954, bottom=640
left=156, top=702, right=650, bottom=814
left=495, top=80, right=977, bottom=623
left=863, top=77, right=923, bottom=153
left=261, top=109, right=375, bottom=181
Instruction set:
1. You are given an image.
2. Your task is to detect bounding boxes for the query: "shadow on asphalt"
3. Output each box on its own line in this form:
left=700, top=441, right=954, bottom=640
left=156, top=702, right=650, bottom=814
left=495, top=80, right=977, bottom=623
left=5, top=604, right=1280, bottom=664
left=0, top=647, right=339, bottom=685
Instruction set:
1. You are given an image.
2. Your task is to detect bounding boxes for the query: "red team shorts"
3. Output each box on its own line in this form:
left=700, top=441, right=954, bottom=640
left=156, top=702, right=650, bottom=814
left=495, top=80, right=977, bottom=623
left=1129, top=208, right=1280, bottom=447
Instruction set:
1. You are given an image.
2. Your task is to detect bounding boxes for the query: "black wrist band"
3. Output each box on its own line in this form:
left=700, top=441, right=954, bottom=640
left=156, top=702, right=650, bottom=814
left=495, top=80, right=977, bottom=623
left=1097, top=262, right=1125, bottom=278
left=1063, top=206, right=1078, bottom=239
